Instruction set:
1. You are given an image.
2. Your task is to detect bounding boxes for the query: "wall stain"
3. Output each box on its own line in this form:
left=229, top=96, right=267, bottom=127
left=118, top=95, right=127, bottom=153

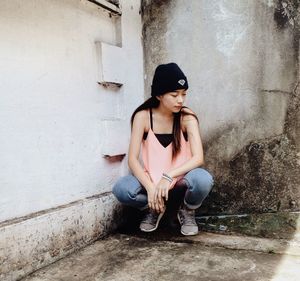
left=200, top=133, right=300, bottom=216
left=274, top=0, right=300, bottom=29
left=141, top=0, right=172, bottom=97
left=197, top=2, right=300, bottom=216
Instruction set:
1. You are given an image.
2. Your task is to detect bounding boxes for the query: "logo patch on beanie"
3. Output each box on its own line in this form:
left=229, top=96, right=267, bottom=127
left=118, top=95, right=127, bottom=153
left=178, top=79, right=185, bottom=86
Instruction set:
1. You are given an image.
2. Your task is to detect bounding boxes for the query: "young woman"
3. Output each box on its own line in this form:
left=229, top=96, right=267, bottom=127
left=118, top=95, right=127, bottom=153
left=113, top=63, right=213, bottom=236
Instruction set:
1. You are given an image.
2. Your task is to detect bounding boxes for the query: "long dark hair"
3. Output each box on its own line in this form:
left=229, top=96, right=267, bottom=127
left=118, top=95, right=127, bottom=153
left=131, top=96, right=198, bottom=159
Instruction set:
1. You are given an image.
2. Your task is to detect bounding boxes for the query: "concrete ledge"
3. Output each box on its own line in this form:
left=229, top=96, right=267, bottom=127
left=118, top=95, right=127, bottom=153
left=132, top=230, right=300, bottom=256
left=196, top=212, right=300, bottom=239
left=174, top=232, right=300, bottom=257
left=118, top=210, right=300, bottom=257
left=0, top=193, right=123, bottom=281
left=123, top=226, right=300, bottom=257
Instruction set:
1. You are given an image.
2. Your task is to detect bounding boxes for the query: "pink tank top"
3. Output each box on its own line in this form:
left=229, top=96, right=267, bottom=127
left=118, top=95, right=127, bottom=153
left=142, top=110, right=192, bottom=189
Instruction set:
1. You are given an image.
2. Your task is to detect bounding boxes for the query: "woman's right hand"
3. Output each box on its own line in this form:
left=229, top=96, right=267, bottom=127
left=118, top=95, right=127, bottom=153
left=147, top=186, right=165, bottom=213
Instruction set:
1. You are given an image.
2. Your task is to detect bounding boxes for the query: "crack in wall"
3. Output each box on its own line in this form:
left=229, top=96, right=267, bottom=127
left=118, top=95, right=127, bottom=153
left=260, top=89, right=293, bottom=95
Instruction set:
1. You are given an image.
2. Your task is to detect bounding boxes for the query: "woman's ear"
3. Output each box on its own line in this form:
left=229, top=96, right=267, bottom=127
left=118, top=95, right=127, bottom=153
left=155, top=96, right=161, bottom=101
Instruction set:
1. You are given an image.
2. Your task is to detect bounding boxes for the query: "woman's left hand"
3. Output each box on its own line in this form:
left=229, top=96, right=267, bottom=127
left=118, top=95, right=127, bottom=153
left=155, top=178, right=171, bottom=204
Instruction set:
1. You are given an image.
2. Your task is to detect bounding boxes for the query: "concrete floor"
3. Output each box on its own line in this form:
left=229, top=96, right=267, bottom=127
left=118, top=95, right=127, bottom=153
left=22, top=230, right=300, bottom=281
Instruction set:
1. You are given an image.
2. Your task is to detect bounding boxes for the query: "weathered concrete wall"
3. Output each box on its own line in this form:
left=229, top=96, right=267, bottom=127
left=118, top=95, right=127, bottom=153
left=0, top=194, right=123, bottom=281
left=0, top=0, right=143, bottom=279
left=142, top=0, right=299, bottom=214
left=202, top=134, right=300, bottom=214
left=202, top=0, right=300, bottom=215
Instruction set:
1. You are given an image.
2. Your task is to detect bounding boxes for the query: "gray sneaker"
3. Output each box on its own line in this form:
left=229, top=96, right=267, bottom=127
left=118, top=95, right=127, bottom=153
left=140, top=209, right=165, bottom=232
left=177, top=205, right=198, bottom=236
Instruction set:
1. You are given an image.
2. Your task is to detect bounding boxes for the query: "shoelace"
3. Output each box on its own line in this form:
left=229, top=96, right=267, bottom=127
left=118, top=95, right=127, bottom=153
left=180, top=209, right=196, bottom=225
left=142, top=211, right=158, bottom=224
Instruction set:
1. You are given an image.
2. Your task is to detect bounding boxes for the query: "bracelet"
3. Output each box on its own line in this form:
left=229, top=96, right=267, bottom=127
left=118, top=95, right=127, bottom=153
left=162, top=173, right=173, bottom=183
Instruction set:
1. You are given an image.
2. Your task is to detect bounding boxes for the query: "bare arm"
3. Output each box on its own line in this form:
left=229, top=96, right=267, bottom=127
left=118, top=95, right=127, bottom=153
left=167, top=109, right=204, bottom=179
left=128, top=111, right=154, bottom=192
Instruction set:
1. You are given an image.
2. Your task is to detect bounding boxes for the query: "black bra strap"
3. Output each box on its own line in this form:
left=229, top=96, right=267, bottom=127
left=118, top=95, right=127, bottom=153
left=150, top=108, right=153, bottom=130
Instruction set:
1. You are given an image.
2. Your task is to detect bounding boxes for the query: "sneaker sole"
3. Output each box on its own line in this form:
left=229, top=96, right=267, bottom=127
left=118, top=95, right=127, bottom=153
left=140, top=211, right=165, bottom=232
left=177, top=213, right=199, bottom=236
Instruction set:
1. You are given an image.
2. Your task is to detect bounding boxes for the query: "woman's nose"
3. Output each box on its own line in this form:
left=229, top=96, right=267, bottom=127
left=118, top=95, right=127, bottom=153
left=177, top=95, right=183, bottom=103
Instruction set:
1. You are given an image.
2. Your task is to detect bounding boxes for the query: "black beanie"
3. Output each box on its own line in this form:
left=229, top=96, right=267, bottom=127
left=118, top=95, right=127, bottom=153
left=151, top=63, right=188, bottom=97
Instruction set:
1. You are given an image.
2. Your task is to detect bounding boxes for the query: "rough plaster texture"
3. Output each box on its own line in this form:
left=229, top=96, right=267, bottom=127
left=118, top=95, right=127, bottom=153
left=285, top=65, right=300, bottom=151
left=142, top=0, right=299, bottom=214
left=203, top=1, right=300, bottom=216
left=200, top=134, right=300, bottom=215
left=142, top=0, right=296, bottom=157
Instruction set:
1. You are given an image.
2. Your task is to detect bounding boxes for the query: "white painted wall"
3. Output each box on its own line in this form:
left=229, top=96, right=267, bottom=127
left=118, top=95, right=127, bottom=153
left=0, top=0, right=143, bottom=222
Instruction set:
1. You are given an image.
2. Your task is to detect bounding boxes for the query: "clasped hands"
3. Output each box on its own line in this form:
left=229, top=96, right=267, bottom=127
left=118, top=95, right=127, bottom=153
left=147, top=177, right=172, bottom=213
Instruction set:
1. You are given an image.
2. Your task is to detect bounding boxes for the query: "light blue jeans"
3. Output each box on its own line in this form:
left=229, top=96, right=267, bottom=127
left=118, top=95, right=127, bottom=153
left=112, top=168, right=214, bottom=210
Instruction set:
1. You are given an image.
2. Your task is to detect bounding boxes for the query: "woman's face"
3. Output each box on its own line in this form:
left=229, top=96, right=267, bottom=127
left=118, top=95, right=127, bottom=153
left=157, top=89, right=187, bottom=113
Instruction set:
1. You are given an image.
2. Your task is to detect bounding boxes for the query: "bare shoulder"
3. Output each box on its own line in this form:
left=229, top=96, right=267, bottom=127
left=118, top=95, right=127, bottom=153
left=132, top=109, right=149, bottom=130
left=181, top=107, right=198, bottom=122
left=133, top=109, right=148, bottom=121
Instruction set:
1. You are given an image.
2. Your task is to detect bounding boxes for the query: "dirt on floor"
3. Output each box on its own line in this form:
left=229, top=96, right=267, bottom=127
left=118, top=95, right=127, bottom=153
left=21, top=231, right=300, bottom=281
